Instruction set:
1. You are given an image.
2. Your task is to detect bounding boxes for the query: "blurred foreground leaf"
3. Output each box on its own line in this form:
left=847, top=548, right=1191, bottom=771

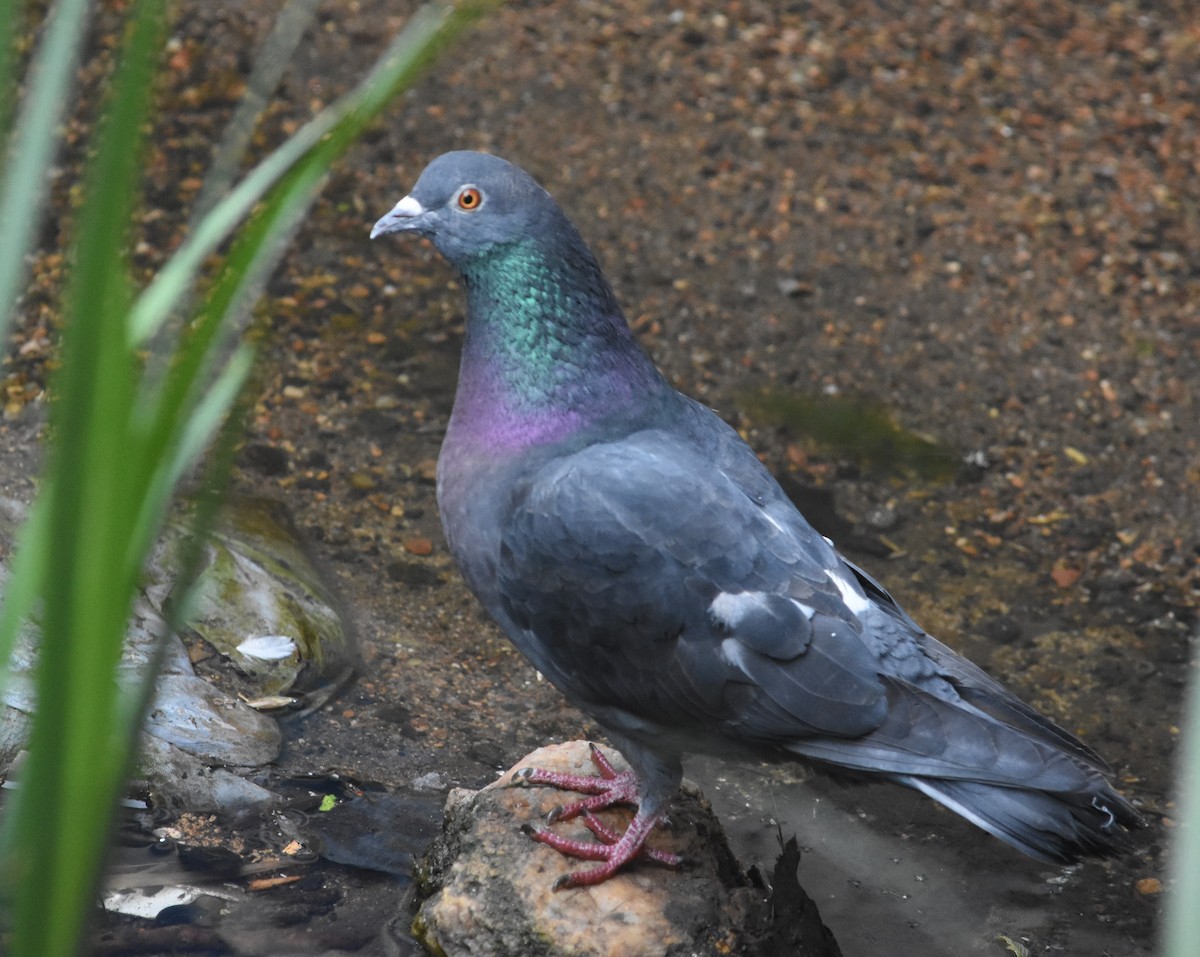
left=1165, top=641, right=1200, bottom=957
left=0, top=3, right=496, bottom=954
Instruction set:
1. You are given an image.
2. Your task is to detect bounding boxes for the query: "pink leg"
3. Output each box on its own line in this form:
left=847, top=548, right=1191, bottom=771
left=512, top=743, right=682, bottom=887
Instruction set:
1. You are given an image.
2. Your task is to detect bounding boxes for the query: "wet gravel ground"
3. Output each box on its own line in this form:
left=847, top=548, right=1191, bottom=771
left=7, top=0, right=1199, bottom=953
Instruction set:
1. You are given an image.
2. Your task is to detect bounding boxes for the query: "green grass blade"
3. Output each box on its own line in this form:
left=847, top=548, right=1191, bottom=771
left=0, top=0, right=92, bottom=338
left=126, top=169, right=322, bottom=573
left=4, top=2, right=169, bottom=954
left=171, top=346, right=256, bottom=502
left=127, top=342, right=255, bottom=576
left=116, top=385, right=255, bottom=737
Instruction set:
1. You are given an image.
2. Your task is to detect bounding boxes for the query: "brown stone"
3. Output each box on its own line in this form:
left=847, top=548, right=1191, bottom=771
left=407, top=741, right=841, bottom=957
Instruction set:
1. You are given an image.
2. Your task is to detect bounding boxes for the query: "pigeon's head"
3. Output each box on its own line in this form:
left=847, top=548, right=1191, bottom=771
left=370, top=151, right=556, bottom=265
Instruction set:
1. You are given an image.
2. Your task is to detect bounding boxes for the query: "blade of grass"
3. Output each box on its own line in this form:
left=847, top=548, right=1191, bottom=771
left=114, top=375, right=258, bottom=740
left=140, top=0, right=324, bottom=392
left=135, top=341, right=256, bottom=560
left=5, top=2, right=169, bottom=955
left=0, top=0, right=92, bottom=339
left=126, top=166, right=324, bottom=576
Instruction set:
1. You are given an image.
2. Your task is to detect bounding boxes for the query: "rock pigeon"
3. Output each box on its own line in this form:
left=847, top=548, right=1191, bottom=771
left=371, top=151, right=1140, bottom=887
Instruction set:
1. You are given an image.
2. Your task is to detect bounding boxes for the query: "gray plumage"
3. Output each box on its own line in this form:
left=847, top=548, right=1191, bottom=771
left=372, top=151, right=1140, bottom=884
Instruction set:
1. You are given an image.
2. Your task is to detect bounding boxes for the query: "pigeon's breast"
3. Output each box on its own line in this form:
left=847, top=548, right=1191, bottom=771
left=435, top=424, right=579, bottom=612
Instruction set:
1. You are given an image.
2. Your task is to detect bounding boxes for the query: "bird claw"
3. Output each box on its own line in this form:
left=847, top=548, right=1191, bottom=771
left=510, top=767, right=537, bottom=786
left=551, top=873, right=577, bottom=891
left=516, top=745, right=679, bottom=885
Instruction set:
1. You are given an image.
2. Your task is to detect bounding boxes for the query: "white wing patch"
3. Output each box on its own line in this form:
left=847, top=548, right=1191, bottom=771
left=710, top=590, right=770, bottom=629
left=709, top=591, right=816, bottom=630
left=827, top=569, right=871, bottom=616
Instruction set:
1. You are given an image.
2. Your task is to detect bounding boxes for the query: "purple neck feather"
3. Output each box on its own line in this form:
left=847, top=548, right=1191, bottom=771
left=445, top=237, right=666, bottom=454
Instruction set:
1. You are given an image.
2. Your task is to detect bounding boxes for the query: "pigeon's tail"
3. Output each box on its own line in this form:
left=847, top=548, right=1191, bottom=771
left=786, top=677, right=1143, bottom=862
left=898, top=774, right=1141, bottom=863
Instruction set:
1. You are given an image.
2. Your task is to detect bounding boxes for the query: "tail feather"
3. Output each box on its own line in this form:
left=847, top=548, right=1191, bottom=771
left=918, top=634, right=1111, bottom=772
left=900, top=775, right=1142, bottom=863
left=785, top=677, right=1143, bottom=861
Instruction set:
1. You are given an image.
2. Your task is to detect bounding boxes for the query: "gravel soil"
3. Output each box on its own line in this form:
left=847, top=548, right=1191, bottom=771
left=7, top=1, right=1198, bottom=954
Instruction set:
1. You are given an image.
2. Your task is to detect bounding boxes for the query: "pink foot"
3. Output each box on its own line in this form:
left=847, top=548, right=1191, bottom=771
left=514, top=742, right=635, bottom=820
left=513, top=743, right=682, bottom=888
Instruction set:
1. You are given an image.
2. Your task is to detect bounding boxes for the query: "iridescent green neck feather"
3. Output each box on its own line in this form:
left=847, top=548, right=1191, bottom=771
left=451, top=235, right=665, bottom=450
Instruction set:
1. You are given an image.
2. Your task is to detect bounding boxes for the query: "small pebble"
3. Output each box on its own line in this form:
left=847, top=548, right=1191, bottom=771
left=412, top=771, right=446, bottom=791
left=404, top=538, right=434, bottom=556
left=1134, top=877, right=1162, bottom=896
left=865, top=506, right=898, bottom=531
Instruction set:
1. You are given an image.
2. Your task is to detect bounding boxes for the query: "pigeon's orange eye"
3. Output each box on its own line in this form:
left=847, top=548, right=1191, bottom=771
left=457, top=187, right=482, bottom=211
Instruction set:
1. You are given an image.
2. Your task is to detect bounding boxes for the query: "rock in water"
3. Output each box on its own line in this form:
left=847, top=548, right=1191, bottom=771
left=371, top=152, right=1140, bottom=888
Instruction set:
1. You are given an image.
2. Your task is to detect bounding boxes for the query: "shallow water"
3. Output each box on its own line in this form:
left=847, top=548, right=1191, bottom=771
left=694, top=755, right=1153, bottom=956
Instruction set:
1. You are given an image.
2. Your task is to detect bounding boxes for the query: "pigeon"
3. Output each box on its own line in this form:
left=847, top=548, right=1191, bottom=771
left=371, top=151, right=1141, bottom=888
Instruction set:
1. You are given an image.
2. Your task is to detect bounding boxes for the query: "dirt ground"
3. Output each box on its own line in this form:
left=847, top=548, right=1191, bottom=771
left=7, top=0, right=1199, bottom=954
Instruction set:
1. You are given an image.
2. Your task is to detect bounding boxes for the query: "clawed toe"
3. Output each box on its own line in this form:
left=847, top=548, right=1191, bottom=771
left=511, top=745, right=679, bottom=885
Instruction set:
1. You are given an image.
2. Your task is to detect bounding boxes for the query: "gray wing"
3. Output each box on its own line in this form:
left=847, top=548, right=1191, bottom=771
left=497, top=427, right=1111, bottom=782
left=496, top=428, right=896, bottom=746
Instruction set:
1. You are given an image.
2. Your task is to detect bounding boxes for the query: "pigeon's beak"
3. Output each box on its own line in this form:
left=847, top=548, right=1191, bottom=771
left=370, top=194, right=426, bottom=239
